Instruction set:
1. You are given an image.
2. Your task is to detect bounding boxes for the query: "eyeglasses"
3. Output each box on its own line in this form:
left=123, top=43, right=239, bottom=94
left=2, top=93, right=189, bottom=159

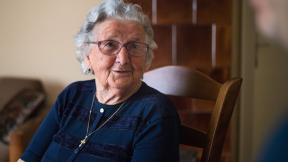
left=86, top=40, right=149, bottom=57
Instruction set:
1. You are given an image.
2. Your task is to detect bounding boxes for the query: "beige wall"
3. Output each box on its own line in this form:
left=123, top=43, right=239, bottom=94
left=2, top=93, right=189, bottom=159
left=0, top=0, right=100, bottom=104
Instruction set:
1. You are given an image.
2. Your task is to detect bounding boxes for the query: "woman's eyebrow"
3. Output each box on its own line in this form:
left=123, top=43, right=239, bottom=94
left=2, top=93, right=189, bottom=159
left=128, top=37, right=142, bottom=42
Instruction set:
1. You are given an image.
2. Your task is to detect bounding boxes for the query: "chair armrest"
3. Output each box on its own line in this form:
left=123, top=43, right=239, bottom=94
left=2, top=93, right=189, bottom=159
left=8, top=106, right=49, bottom=162
left=9, top=131, right=26, bottom=162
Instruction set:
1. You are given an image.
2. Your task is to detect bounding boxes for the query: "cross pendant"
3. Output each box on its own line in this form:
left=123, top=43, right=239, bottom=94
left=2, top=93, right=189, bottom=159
left=78, top=136, right=88, bottom=148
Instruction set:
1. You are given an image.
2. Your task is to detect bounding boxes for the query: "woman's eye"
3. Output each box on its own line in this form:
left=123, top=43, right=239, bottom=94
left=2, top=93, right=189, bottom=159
left=128, top=43, right=139, bottom=49
left=104, top=41, right=118, bottom=49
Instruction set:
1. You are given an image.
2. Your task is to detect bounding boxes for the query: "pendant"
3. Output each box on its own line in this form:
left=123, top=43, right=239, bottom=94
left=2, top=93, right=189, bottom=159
left=78, top=135, right=88, bottom=148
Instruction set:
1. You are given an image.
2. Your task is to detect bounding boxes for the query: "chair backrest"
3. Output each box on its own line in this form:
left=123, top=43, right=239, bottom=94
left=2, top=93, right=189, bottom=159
left=143, top=65, right=242, bottom=162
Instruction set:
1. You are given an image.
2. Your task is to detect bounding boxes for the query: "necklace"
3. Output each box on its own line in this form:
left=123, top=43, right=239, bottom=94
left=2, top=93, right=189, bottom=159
left=78, top=93, right=126, bottom=148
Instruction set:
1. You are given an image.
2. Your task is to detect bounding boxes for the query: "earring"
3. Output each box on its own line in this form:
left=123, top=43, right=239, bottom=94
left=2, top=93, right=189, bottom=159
left=87, top=68, right=91, bottom=73
left=86, top=66, right=94, bottom=75
left=81, top=62, right=92, bottom=74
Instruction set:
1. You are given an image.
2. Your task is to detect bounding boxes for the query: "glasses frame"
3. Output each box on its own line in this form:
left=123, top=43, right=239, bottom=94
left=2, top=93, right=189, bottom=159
left=86, top=40, right=149, bottom=57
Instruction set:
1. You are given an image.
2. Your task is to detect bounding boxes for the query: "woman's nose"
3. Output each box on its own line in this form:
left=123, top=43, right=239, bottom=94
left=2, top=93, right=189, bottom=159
left=115, top=47, right=130, bottom=65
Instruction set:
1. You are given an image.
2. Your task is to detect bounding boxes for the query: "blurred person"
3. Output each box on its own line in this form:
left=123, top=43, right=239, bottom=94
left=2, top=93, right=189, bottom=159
left=251, top=0, right=288, bottom=47
left=250, top=0, right=288, bottom=161
left=18, top=0, right=180, bottom=161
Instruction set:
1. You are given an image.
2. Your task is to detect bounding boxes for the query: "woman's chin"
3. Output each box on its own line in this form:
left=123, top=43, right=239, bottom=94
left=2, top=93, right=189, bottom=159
left=110, top=79, right=133, bottom=89
left=110, top=78, right=142, bottom=90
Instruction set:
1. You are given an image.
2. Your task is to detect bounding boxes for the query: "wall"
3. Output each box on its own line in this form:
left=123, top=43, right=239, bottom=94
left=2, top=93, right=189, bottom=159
left=0, top=0, right=100, bottom=105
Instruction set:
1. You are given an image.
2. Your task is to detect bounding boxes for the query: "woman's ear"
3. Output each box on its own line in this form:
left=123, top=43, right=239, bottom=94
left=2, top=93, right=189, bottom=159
left=84, top=55, right=91, bottom=66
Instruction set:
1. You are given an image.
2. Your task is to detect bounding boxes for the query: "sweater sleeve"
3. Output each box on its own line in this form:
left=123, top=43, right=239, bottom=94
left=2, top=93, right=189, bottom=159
left=131, top=116, right=180, bottom=162
left=20, top=99, right=61, bottom=162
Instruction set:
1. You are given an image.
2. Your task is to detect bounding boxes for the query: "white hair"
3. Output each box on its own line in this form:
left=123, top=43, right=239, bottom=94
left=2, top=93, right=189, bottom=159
left=74, top=0, right=157, bottom=74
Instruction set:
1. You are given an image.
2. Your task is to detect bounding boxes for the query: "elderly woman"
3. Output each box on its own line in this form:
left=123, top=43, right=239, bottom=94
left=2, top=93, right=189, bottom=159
left=18, top=0, right=180, bottom=162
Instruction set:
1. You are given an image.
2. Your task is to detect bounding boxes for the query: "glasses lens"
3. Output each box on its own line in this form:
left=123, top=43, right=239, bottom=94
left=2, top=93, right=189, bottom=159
left=98, top=40, right=148, bottom=56
left=126, top=42, right=148, bottom=56
left=98, top=40, right=120, bottom=55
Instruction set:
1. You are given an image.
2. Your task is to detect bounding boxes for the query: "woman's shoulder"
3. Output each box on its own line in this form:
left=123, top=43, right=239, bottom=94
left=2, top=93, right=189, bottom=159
left=62, top=79, right=94, bottom=93
left=56, top=79, right=95, bottom=100
left=128, top=82, right=178, bottom=119
left=136, top=82, right=170, bottom=102
left=65, top=79, right=95, bottom=90
left=52, top=80, right=95, bottom=116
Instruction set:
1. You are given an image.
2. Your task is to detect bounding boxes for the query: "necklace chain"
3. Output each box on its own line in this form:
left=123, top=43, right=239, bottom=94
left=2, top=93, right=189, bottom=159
left=78, top=93, right=126, bottom=148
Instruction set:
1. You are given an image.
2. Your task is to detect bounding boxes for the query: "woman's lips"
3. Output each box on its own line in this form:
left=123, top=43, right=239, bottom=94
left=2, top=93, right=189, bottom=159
left=112, top=70, right=132, bottom=76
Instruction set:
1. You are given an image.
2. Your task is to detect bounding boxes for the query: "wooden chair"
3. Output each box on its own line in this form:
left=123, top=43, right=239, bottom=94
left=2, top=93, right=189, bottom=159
left=143, top=65, right=242, bottom=162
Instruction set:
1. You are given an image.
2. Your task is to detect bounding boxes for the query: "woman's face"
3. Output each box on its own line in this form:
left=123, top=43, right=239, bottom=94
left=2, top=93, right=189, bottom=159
left=86, top=19, right=149, bottom=90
